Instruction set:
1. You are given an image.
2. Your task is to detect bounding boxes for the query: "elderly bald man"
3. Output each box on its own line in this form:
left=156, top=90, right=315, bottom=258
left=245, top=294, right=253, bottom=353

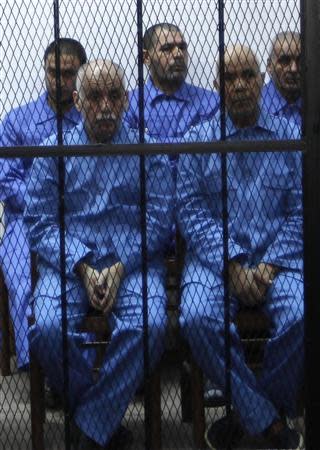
left=177, top=45, right=303, bottom=449
left=25, top=60, right=174, bottom=450
left=262, top=31, right=301, bottom=129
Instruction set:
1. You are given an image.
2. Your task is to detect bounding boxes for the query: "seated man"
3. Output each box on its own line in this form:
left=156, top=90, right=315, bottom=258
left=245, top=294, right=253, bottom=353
left=262, top=31, right=301, bottom=129
left=0, top=38, right=87, bottom=371
left=124, top=22, right=219, bottom=175
left=25, top=60, right=173, bottom=450
left=177, top=44, right=303, bottom=450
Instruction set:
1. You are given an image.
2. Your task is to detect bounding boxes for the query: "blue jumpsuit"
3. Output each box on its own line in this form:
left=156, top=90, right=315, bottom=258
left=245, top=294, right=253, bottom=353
left=0, top=93, right=81, bottom=368
left=261, top=80, right=301, bottom=129
left=177, top=111, right=303, bottom=435
left=25, top=122, right=174, bottom=446
left=124, top=77, right=219, bottom=174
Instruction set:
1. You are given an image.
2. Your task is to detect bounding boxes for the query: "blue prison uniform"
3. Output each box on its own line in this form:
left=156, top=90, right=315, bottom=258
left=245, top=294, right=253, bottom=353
left=0, top=92, right=81, bottom=368
left=177, top=110, right=303, bottom=435
left=25, top=121, right=174, bottom=446
left=261, top=80, right=301, bottom=129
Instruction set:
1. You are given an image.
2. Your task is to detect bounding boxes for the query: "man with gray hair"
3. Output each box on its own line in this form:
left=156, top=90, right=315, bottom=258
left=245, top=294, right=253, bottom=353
left=25, top=59, right=174, bottom=450
left=262, top=31, right=301, bottom=129
left=178, top=44, right=303, bottom=449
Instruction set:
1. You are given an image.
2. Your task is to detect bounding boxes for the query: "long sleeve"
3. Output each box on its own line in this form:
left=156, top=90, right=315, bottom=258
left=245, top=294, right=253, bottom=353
left=177, top=153, right=247, bottom=274
left=120, top=154, right=174, bottom=274
left=262, top=151, right=303, bottom=271
left=0, top=158, right=26, bottom=211
left=24, top=157, right=93, bottom=276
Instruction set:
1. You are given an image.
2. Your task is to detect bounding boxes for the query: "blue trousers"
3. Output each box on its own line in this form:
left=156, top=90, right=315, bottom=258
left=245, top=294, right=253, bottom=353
left=29, top=266, right=167, bottom=446
left=0, top=218, right=31, bottom=369
left=180, top=262, right=304, bottom=435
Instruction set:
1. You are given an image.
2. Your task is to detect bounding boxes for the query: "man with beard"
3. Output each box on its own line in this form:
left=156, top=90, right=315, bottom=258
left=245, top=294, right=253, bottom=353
left=25, top=59, right=173, bottom=450
left=124, top=23, right=219, bottom=173
left=0, top=38, right=87, bottom=373
left=262, top=31, right=301, bottom=129
left=177, top=44, right=303, bottom=450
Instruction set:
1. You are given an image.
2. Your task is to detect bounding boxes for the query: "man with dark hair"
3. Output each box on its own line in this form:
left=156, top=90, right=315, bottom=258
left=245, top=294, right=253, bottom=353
left=0, top=38, right=86, bottom=372
left=262, top=31, right=301, bottom=128
left=124, top=22, right=219, bottom=172
left=178, top=44, right=303, bottom=450
left=25, top=59, right=173, bottom=450
left=1, top=37, right=87, bottom=154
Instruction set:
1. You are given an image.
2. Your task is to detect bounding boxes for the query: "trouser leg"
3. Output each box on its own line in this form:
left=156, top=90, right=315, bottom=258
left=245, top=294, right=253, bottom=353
left=259, top=271, right=304, bottom=417
left=180, top=264, right=279, bottom=435
left=74, top=267, right=167, bottom=446
left=0, top=219, right=31, bottom=368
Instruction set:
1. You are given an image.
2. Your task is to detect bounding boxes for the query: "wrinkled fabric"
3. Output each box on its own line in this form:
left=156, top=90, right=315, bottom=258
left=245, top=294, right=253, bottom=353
left=0, top=94, right=81, bottom=369
left=178, top=110, right=303, bottom=435
left=25, top=121, right=174, bottom=446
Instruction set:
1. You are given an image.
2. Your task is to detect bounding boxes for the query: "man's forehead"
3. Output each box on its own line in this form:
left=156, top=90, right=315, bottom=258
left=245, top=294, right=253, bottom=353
left=46, top=52, right=80, bottom=67
left=274, top=37, right=301, bottom=56
left=155, top=28, right=185, bottom=46
left=82, top=69, right=123, bottom=89
left=225, top=50, right=258, bottom=72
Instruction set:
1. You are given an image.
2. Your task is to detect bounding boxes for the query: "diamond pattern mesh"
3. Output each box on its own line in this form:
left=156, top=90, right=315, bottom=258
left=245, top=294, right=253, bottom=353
left=0, top=1, right=304, bottom=450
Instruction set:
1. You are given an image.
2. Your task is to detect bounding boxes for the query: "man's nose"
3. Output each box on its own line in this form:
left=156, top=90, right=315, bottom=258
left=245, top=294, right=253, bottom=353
left=173, top=46, right=183, bottom=58
left=235, top=78, right=245, bottom=90
left=100, top=96, right=111, bottom=111
left=289, top=59, right=299, bottom=72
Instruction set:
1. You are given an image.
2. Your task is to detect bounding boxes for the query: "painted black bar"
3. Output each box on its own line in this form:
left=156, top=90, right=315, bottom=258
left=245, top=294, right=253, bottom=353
left=218, top=1, right=232, bottom=441
left=0, top=139, right=305, bottom=159
left=53, top=1, right=71, bottom=449
left=303, top=0, right=320, bottom=448
left=136, top=1, right=152, bottom=449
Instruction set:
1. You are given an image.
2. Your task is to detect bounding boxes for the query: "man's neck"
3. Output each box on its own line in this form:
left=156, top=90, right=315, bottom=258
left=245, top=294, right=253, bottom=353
left=231, top=111, right=259, bottom=130
left=47, top=95, right=74, bottom=115
left=151, top=77, right=184, bottom=96
left=282, top=91, right=301, bottom=105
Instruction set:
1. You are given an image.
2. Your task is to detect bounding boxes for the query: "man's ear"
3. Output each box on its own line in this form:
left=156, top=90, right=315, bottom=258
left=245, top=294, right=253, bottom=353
left=73, top=90, right=81, bottom=112
left=266, top=57, right=272, bottom=76
left=143, top=49, right=150, bottom=66
left=123, top=90, right=129, bottom=111
left=213, top=78, right=220, bottom=92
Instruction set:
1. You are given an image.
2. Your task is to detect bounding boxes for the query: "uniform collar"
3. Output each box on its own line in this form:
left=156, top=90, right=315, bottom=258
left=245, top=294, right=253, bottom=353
left=225, top=108, right=275, bottom=138
left=263, top=80, right=301, bottom=115
left=146, top=77, right=191, bottom=104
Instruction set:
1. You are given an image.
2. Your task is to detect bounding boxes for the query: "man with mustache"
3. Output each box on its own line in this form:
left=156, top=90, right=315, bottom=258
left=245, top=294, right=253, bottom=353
left=262, top=31, right=301, bottom=129
left=25, top=59, right=174, bottom=450
left=124, top=23, right=219, bottom=174
left=177, top=44, right=303, bottom=449
left=0, top=38, right=86, bottom=374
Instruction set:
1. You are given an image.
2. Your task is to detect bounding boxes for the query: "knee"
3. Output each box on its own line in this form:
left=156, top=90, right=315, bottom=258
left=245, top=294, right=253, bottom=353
left=33, top=304, right=62, bottom=350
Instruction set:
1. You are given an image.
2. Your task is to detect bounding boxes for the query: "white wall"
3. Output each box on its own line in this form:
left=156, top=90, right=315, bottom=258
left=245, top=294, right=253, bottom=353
left=1, top=0, right=300, bottom=119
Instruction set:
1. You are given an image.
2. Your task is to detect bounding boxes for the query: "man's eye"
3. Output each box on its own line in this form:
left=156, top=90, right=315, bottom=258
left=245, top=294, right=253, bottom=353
left=278, top=55, right=291, bottom=65
left=243, top=70, right=256, bottom=79
left=109, top=91, right=121, bottom=101
left=89, top=92, right=100, bottom=101
left=161, top=44, right=174, bottom=52
left=224, top=73, right=235, bottom=82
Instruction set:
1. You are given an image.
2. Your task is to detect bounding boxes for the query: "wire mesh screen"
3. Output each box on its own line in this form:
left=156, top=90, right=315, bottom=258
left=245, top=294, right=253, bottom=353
left=0, top=1, right=305, bottom=450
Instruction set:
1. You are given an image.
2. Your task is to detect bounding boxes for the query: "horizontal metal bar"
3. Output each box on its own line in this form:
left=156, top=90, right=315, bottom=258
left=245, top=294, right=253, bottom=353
left=0, top=139, right=305, bottom=158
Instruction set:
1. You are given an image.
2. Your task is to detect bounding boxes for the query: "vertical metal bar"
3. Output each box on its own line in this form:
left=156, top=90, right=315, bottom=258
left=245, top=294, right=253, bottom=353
left=136, top=2, right=152, bottom=450
left=302, top=1, right=320, bottom=449
left=53, top=1, right=70, bottom=449
left=137, top=0, right=145, bottom=145
left=218, top=0, right=232, bottom=439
